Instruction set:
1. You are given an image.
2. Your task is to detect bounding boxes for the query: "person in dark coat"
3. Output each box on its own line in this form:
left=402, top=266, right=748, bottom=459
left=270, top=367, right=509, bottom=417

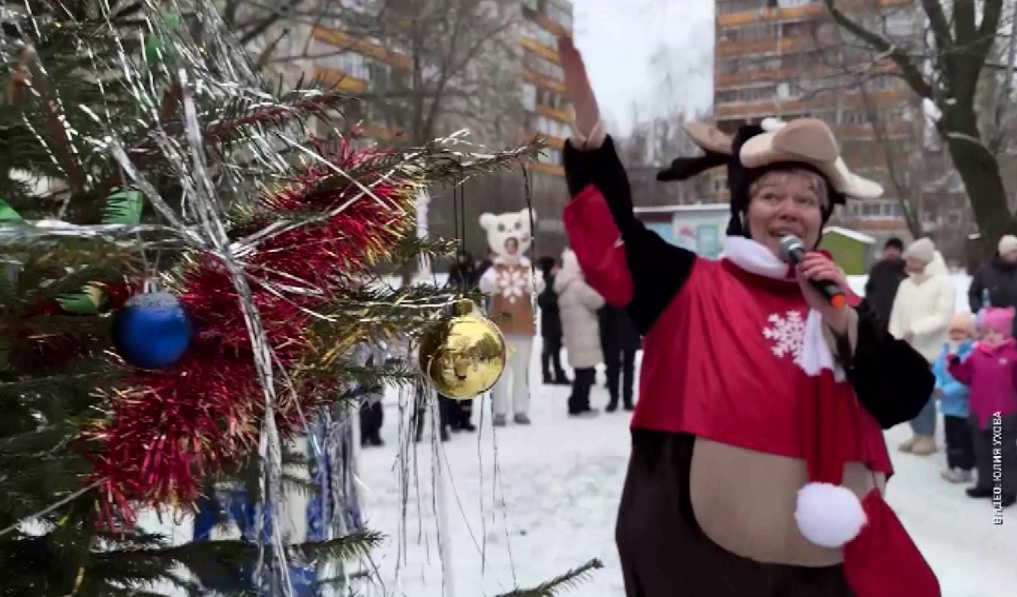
left=448, top=249, right=478, bottom=290
left=444, top=250, right=480, bottom=432
left=537, top=255, right=569, bottom=384
left=599, top=304, right=640, bottom=411
left=863, top=237, right=906, bottom=327
left=969, top=235, right=1017, bottom=334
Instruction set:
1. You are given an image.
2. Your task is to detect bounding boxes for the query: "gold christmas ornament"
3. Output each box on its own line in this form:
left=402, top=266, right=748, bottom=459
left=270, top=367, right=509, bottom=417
left=418, top=299, right=506, bottom=400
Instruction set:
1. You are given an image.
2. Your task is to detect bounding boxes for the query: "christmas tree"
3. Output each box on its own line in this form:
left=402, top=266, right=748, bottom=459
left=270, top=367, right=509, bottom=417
left=0, top=1, right=600, bottom=595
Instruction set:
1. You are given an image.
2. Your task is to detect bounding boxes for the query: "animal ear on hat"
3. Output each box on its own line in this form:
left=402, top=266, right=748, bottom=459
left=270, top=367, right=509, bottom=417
left=657, top=121, right=734, bottom=182
left=683, top=121, right=734, bottom=155
left=657, top=152, right=729, bottom=181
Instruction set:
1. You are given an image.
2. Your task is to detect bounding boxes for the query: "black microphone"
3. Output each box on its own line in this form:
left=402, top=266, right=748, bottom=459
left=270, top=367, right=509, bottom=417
left=778, top=235, right=847, bottom=308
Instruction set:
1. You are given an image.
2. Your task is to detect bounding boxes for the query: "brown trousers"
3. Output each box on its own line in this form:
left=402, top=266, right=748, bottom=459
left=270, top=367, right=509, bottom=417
left=616, top=431, right=855, bottom=597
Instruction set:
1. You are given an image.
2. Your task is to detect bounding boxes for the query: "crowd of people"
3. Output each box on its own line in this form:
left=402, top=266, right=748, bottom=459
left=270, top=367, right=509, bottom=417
left=866, top=234, right=1017, bottom=506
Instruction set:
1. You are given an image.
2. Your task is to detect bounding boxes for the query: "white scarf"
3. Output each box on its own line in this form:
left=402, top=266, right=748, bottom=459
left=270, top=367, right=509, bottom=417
left=720, top=236, right=845, bottom=381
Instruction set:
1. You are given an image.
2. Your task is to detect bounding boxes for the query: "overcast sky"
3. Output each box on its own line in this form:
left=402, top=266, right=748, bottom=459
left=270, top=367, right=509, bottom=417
left=572, top=0, right=715, bottom=134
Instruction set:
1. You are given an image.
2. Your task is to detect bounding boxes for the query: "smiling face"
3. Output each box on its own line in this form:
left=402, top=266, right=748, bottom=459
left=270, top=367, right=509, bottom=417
left=479, top=208, right=535, bottom=264
left=743, top=168, right=827, bottom=256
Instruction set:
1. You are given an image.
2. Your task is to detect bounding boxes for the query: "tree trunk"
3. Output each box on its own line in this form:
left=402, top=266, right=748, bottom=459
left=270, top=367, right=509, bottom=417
left=946, top=135, right=1017, bottom=253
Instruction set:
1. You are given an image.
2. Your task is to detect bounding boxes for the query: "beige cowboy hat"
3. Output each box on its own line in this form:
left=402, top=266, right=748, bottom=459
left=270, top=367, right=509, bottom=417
left=676, top=117, right=883, bottom=200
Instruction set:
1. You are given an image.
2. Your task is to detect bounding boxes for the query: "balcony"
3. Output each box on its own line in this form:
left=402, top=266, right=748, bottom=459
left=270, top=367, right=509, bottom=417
left=714, top=88, right=909, bottom=118
left=715, top=36, right=801, bottom=58
left=717, top=2, right=824, bottom=27
left=715, top=61, right=897, bottom=89
left=522, top=68, right=565, bottom=94
left=311, top=28, right=410, bottom=70
left=314, top=67, right=367, bottom=93
left=519, top=37, right=560, bottom=64
left=528, top=162, right=564, bottom=176
left=535, top=103, right=571, bottom=123
left=718, top=0, right=913, bottom=25
left=529, top=133, right=565, bottom=150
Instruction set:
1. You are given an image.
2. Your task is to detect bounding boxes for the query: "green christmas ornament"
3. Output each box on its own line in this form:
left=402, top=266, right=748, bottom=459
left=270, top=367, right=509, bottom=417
left=143, top=11, right=181, bottom=65
left=0, top=196, right=21, bottom=221
left=58, top=188, right=145, bottom=314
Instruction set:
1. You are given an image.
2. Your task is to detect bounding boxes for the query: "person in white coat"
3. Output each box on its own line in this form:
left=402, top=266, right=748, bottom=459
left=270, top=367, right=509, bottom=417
left=889, top=238, right=955, bottom=455
left=555, top=248, right=605, bottom=417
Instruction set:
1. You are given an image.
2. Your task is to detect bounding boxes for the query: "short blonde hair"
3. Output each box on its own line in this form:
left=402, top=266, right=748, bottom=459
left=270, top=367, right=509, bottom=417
left=749, top=168, right=829, bottom=208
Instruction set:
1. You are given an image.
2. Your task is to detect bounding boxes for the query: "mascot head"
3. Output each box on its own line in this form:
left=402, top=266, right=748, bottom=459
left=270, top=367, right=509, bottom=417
left=479, top=208, right=535, bottom=266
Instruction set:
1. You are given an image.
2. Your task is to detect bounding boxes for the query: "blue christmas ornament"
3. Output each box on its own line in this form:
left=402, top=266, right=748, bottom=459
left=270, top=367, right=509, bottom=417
left=112, top=290, right=191, bottom=369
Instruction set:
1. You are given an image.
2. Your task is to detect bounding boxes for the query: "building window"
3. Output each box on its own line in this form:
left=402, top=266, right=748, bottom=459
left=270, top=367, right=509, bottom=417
left=319, top=51, right=368, bottom=80
left=523, top=52, right=563, bottom=81
left=716, top=0, right=770, bottom=15
left=521, top=83, right=536, bottom=111
left=536, top=86, right=564, bottom=110
left=538, top=148, right=563, bottom=166
left=715, top=84, right=778, bottom=104
left=884, top=10, right=914, bottom=37
left=524, top=19, right=556, bottom=48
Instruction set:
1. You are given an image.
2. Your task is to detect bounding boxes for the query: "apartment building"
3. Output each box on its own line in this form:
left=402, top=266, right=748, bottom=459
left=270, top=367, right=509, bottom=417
left=304, top=1, right=573, bottom=173
left=713, top=0, right=921, bottom=244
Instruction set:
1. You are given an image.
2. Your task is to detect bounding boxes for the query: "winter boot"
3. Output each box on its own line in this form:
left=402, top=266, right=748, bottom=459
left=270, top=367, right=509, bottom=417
left=623, top=403, right=634, bottom=412
left=460, top=421, right=477, bottom=432
left=492, top=414, right=507, bottom=427
left=897, top=435, right=918, bottom=453
left=941, top=468, right=972, bottom=483
left=368, top=433, right=384, bottom=447
left=605, top=397, right=618, bottom=413
left=910, top=435, right=937, bottom=455
left=440, top=426, right=450, bottom=442
left=553, top=375, right=570, bottom=385
left=513, top=414, right=531, bottom=425
left=966, top=486, right=993, bottom=498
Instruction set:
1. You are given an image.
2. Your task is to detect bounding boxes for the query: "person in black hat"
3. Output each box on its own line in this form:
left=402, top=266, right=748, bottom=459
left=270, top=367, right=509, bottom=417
left=536, top=255, right=570, bottom=385
left=556, top=35, right=940, bottom=597
left=864, top=237, right=906, bottom=327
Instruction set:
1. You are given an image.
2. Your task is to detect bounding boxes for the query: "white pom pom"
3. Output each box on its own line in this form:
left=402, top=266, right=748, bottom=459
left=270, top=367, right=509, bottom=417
left=761, top=117, right=787, bottom=132
left=794, top=482, right=867, bottom=548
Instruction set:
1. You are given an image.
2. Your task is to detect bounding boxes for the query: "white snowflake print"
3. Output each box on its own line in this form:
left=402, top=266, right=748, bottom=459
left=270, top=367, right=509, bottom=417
left=762, top=309, right=806, bottom=363
left=496, top=268, right=528, bottom=303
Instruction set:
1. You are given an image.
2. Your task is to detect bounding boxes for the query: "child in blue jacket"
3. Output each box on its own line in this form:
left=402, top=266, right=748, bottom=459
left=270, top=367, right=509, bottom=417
left=931, top=312, right=976, bottom=483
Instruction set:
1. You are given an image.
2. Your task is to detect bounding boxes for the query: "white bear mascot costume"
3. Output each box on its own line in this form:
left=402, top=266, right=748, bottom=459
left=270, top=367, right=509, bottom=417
left=479, top=208, right=544, bottom=426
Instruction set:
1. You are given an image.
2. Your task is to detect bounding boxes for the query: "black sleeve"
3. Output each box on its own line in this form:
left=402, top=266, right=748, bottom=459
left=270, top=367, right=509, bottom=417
left=845, top=299, right=935, bottom=429
left=967, top=267, right=985, bottom=313
left=563, top=137, right=695, bottom=334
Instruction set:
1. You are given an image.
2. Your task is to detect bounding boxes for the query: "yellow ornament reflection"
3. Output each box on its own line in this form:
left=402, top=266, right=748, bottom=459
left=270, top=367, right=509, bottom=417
left=418, top=299, right=506, bottom=400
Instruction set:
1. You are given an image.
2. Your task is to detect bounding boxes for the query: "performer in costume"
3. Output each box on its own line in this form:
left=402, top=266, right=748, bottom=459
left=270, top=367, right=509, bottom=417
left=557, top=36, right=940, bottom=597
left=479, top=208, right=544, bottom=426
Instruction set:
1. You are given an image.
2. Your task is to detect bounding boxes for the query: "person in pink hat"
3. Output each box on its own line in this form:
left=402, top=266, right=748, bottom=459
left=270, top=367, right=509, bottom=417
left=556, top=35, right=939, bottom=597
left=947, top=306, right=1017, bottom=507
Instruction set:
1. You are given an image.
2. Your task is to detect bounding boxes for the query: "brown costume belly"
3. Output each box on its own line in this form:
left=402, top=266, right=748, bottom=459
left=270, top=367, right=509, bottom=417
left=690, top=438, right=886, bottom=566
left=615, top=430, right=880, bottom=597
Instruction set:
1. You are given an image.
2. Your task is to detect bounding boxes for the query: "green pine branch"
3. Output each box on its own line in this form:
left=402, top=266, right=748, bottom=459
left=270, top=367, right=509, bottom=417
left=493, top=559, right=605, bottom=597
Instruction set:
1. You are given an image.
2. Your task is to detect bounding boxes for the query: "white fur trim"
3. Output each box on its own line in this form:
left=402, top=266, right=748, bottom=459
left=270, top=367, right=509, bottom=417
left=799, top=309, right=846, bottom=381
left=761, top=117, right=787, bottom=132
left=795, top=483, right=867, bottom=548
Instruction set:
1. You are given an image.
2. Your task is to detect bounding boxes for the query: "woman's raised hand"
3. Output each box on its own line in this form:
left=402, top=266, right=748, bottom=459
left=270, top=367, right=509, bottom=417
left=557, top=35, right=599, bottom=138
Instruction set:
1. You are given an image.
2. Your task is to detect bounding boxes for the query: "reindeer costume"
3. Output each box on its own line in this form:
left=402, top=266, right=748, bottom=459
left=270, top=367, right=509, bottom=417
left=562, top=118, right=940, bottom=597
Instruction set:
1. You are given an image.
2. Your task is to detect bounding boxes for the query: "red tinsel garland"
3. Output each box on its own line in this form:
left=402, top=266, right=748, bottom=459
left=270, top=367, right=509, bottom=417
left=84, top=140, right=415, bottom=518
